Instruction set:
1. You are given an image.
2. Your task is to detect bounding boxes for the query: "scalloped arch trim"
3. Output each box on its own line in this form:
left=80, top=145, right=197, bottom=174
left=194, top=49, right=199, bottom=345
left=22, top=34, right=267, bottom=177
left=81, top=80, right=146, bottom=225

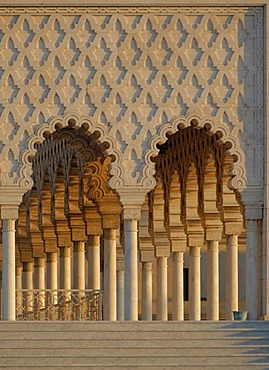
left=145, top=112, right=247, bottom=192
left=18, top=111, right=122, bottom=190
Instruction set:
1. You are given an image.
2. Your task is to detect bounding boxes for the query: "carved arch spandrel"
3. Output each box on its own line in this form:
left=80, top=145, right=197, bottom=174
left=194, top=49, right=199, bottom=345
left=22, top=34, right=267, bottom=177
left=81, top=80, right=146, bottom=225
left=146, top=112, right=246, bottom=193
left=19, top=111, right=122, bottom=190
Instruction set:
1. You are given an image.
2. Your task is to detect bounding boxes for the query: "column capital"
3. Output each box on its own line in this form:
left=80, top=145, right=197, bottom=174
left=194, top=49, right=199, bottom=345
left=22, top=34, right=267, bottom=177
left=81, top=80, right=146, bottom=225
left=122, top=207, right=141, bottom=220
left=0, top=187, right=26, bottom=219
left=117, top=186, right=148, bottom=217
left=244, top=206, right=263, bottom=220
left=0, top=206, right=19, bottom=220
left=224, top=222, right=243, bottom=235
left=205, top=230, right=222, bottom=242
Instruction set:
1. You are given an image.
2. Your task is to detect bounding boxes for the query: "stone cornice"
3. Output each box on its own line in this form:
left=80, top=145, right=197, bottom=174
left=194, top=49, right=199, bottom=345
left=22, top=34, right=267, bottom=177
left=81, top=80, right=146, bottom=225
left=0, top=1, right=264, bottom=7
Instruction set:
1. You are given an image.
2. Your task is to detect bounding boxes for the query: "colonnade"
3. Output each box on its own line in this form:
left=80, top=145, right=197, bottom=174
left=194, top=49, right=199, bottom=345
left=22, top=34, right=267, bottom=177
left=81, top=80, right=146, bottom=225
left=0, top=124, right=250, bottom=321
left=1, top=206, right=244, bottom=321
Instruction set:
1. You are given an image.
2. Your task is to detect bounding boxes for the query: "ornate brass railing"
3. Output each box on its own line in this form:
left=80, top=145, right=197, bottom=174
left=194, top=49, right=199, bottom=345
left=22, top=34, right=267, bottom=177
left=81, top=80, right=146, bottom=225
left=16, top=289, right=103, bottom=321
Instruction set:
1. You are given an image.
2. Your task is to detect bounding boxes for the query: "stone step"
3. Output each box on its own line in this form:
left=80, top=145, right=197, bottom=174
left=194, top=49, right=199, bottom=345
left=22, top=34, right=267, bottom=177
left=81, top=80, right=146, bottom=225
left=0, top=347, right=269, bottom=357
left=0, top=321, right=268, bottom=331
left=0, top=321, right=268, bottom=369
left=0, top=355, right=268, bottom=367
left=0, top=338, right=268, bottom=348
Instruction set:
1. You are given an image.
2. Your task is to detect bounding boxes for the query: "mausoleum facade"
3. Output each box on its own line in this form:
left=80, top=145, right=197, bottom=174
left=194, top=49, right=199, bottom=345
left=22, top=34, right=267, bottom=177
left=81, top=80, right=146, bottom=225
left=0, top=0, right=268, bottom=322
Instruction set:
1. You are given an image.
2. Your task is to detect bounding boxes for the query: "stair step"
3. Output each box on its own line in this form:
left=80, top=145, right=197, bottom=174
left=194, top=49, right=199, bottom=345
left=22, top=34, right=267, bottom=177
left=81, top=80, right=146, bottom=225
left=0, top=321, right=268, bottom=368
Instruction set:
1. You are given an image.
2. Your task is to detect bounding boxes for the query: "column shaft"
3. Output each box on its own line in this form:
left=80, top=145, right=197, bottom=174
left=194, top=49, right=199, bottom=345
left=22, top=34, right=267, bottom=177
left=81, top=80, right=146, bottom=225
left=47, top=252, right=58, bottom=305
left=73, top=242, right=85, bottom=290
left=16, top=266, right=23, bottom=315
left=34, top=257, right=45, bottom=290
left=142, top=261, right=153, bottom=321
left=2, top=219, right=16, bottom=320
left=22, top=262, right=34, bottom=314
left=246, top=220, right=259, bottom=319
left=88, top=235, right=101, bottom=290
left=207, top=241, right=219, bottom=320
left=157, top=256, right=168, bottom=321
left=60, top=247, right=71, bottom=290
left=104, top=228, right=117, bottom=321
left=117, top=269, right=124, bottom=321
left=34, top=257, right=46, bottom=309
left=189, top=246, right=201, bottom=321
left=172, top=252, right=184, bottom=321
left=16, top=266, right=22, bottom=290
left=226, top=234, right=238, bottom=320
left=124, top=219, right=138, bottom=321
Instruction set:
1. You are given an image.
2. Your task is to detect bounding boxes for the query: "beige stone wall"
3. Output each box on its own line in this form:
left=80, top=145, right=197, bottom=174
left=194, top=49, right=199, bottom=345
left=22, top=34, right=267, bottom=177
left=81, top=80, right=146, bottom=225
left=0, top=5, right=263, bottom=199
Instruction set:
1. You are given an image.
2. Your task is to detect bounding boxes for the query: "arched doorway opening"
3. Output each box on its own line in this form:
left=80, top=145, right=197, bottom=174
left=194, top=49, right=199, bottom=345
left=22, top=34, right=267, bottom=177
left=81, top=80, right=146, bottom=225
left=16, top=120, right=122, bottom=321
left=140, top=122, right=245, bottom=320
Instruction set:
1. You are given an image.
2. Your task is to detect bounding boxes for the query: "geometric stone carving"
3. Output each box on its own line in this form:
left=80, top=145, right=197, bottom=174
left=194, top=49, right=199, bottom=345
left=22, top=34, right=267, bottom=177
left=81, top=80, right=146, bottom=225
left=0, top=7, right=262, bottom=200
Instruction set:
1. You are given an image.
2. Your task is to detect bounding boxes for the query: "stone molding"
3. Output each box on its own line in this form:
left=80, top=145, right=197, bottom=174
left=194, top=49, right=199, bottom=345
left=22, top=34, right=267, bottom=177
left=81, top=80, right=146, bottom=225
left=0, top=3, right=261, bottom=10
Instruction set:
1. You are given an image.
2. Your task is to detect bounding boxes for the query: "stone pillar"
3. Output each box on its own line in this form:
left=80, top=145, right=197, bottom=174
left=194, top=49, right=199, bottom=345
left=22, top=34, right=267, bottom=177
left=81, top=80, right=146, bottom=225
left=16, top=266, right=23, bottom=290
left=2, top=218, right=17, bottom=320
left=0, top=192, right=24, bottom=320
left=60, top=247, right=71, bottom=290
left=189, top=246, right=201, bottom=321
left=226, top=234, right=238, bottom=320
left=246, top=219, right=259, bottom=320
left=34, top=257, right=45, bottom=290
left=207, top=240, right=219, bottom=320
left=172, top=251, right=184, bottom=321
left=22, top=262, right=33, bottom=290
left=47, top=252, right=58, bottom=305
left=22, top=261, right=34, bottom=314
left=16, top=266, right=23, bottom=314
left=117, top=269, right=125, bottom=321
left=124, top=217, right=139, bottom=321
left=142, top=261, right=153, bottom=321
left=157, top=256, right=168, bottom=321
left=34, top=257, right=46, bottom=309
left=103, top=228, right=117, bottom=321
left=88, top=235, right=101, bottom=290
left=73, top=241, right=85, bottom=290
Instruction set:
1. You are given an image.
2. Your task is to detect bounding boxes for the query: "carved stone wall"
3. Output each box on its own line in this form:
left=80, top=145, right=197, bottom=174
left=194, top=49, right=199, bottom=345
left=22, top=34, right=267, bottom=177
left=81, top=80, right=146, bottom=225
left=0, top=6, right=264, bottom=198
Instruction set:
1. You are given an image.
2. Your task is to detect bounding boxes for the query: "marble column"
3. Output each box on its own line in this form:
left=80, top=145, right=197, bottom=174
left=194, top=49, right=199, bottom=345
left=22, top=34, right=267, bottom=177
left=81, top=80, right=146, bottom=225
left=142, top=261, right=153, bottom=321
left=189, top=246, right=201, bottom=321
left=172, top=251, right=184, bottom=321
left=117, top=269, right=124, bottom=321
left=22, top=261, right=34, bottom=314
left=16, top=266, right=23, bottom=314
left=246, top=219, right=259, bottom=319
left=157, top=256, right=168, bottom=321
left=207, top=241, right=219, bottom=320
left=73, top=241, right=85, bottom=290
left=16, top=266, right=23, bottom=290
left=103, top=228, right=117, bottom=321
left=34, top=257, right=45, bottom=290
left=226, top=234, right=238, bottom=320
left=47, top=252, right=58, bottom=305
left=2, top=219, right=16, bottom=320
left=35, top=257, right=46, bottom=309
left=124, top=219, right=138, bottom=321
left=60, top=247, right=71, bottom=290
left=88, top=235, right=101, bottom=290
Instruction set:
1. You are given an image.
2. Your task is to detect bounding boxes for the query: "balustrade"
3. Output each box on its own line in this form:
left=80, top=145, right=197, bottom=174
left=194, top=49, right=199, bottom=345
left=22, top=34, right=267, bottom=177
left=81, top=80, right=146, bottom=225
left=15, top=289, right=103, bottom=321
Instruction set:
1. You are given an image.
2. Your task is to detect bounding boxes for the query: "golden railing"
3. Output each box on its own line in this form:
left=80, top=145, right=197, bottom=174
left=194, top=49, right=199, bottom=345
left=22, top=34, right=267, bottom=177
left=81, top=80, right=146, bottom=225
left=16, top=289, right=103, bottom=321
